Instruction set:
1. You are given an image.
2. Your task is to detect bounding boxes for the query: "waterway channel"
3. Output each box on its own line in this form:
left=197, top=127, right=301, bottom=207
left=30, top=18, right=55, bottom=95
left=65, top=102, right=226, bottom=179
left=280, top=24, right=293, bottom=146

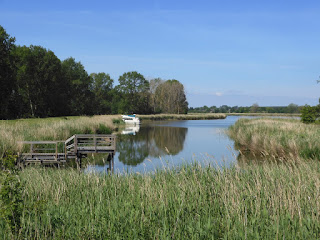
left=86, top=116, right=246, bottom=173
left=86, top=115, right=298, bottom=173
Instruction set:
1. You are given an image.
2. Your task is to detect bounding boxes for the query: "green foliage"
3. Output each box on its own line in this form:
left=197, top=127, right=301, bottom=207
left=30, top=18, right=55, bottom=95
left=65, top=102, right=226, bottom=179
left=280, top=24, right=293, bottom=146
left=0, top=151, right=17, bottom=171
left=301, top=105, right=320, bottom=123
left=0, top=152, right=23, bottom=236
left=0, top=173, right=24, bottom=235
left=112, top=118, right=121, bottom=124
left=95, top=124, right=112, bottom=134
left=117, top=71, right=150, bottom=113
left=0, top=26, right=16, bottom=119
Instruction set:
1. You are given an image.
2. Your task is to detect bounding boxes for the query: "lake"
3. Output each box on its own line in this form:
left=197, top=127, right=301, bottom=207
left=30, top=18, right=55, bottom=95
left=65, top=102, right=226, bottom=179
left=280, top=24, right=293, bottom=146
left=86, top=115, right=247, bottom=173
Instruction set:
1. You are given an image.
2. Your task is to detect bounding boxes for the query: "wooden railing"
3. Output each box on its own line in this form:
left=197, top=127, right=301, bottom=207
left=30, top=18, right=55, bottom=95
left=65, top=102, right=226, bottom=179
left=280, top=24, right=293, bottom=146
left=18, top=134, right=116, bottom=167
left=65, top=134, right=116, bottom=157
left=19, top=141, right=66, bottom=163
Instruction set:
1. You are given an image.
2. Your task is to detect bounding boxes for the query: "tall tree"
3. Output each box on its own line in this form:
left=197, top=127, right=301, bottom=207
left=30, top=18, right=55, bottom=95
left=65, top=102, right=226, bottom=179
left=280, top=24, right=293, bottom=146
left=13, top=45, right=65, bottom=117
left=117, top=71, right=150, bottom=113
left=149, top=78, right=164, bottom=113
left=0, top=26, right=16, bottom=119
left=62, top=58, right=94, bottom=115
left=90, top=72, right=114, bottom=114
left=155, top=79, right=188, bottom=114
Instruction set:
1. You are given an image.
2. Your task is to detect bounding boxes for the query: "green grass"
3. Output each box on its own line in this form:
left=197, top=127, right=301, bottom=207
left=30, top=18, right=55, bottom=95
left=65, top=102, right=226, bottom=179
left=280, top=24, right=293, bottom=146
left=228, top=118, right=320, bottom=160
left=1, top=161, right=320, bottom=239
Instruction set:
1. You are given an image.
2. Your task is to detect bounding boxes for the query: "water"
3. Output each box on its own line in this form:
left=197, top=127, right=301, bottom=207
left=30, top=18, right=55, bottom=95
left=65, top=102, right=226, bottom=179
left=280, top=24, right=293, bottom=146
left=85, top=116, right=242, bottom=173
left=86, top=115, right=298, bottom=173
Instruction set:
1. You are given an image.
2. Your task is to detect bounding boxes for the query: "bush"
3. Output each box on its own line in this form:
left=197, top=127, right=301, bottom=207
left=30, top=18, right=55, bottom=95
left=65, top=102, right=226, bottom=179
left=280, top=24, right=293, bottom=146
left=96, top=124, right=112, bottom=134
left=0, top=152, right=23, bottom=236
left=301, top=105, right=320, bottom=123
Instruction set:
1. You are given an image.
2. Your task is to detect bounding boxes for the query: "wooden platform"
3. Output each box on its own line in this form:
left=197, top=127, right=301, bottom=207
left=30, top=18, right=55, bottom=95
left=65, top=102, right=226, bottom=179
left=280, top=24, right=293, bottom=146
left=18, top=134, right=116, bottom=170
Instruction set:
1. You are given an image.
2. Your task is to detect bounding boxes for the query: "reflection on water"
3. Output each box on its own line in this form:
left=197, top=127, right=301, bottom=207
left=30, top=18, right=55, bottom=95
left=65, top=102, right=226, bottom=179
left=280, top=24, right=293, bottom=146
left=86, top=116, right=244, bottom=173
left=84, top=116, right=300, bottom=173
left=117, top=126, right=188, bottom=166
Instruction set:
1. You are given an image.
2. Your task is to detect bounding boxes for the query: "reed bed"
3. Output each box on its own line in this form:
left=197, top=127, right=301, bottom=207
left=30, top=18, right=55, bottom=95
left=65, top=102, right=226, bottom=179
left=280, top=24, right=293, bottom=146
left=1, top=161, right=319, bottom=239
left=138, top=113, right=226, bottom=121
left=0, top=115, right=121, bottom=155
left=228, top=118, right=320, bottom=160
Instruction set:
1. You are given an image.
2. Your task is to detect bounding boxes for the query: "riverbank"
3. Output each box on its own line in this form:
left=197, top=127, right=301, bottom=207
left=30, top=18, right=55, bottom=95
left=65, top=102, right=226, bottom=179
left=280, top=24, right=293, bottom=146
left=0, top=115, right=120, bottom=155
left=226, top=113, right=300, bottom=117
left=228, top=118, right=320, bottom=160
left=138, top=113, right=226, bottom=121
left=1, top=161, right=319, bottom=239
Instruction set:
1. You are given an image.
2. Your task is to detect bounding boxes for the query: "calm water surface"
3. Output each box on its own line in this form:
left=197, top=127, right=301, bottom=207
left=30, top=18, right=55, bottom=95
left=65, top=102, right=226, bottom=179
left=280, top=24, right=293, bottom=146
left=87, top=116, right=247, bottom=173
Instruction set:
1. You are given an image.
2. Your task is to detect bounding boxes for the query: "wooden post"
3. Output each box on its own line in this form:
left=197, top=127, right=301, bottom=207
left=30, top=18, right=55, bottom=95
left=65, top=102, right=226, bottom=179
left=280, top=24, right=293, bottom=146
left=76, top=154, right=80, bottom=171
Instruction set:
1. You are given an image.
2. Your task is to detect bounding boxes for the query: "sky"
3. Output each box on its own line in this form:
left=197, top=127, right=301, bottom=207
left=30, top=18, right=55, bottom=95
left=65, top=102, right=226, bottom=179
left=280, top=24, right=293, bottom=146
left=1, top=0, right=319, bottom=107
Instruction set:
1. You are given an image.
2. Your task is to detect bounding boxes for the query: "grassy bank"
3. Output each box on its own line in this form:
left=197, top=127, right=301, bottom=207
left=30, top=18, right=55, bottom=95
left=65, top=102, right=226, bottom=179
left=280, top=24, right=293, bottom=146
left=1, top=161, right=319, bottom=239
left=138, top=113, right=226, bottom=121
left=227, top=113, right=300, bottom=117
left=0, top=115, right=121, bottom=155
left=228, top=118, right=320, bottom=160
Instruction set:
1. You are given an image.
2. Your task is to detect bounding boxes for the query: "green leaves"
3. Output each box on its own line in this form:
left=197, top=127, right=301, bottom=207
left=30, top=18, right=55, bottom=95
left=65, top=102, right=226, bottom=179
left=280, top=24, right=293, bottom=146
left=300, top=105, right=320, bottom=124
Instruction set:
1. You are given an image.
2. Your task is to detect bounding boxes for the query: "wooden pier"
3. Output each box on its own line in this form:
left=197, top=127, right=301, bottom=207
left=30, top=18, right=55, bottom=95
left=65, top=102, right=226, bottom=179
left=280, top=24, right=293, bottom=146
left=18, top=134, right=116, bottom=171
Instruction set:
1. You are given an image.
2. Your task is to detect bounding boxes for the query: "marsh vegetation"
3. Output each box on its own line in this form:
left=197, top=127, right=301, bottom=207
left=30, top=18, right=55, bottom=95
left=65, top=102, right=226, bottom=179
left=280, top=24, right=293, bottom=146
left=1, top=160, right=320, bottom=239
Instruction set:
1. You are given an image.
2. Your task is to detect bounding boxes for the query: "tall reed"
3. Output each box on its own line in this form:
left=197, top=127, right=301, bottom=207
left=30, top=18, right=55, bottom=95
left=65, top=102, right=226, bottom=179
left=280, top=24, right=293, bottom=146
left=228, top=118, right=320, bottom=160
left=1, top=160, right=320, bottom=239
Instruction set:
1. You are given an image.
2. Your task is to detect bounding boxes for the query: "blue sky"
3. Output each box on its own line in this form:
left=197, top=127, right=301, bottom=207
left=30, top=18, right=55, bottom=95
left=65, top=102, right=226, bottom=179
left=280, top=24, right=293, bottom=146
left=1, top=0, right=319, bottom=107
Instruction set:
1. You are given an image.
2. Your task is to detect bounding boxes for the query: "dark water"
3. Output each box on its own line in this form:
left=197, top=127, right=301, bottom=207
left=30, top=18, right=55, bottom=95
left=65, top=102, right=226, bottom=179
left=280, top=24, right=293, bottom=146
left=86, top=116, right=245, bottom=173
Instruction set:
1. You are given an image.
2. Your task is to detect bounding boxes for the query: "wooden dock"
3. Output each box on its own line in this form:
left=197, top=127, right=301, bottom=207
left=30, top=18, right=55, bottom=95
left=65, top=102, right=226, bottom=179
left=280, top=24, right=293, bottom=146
left=18, top=134, right=116, bottom=170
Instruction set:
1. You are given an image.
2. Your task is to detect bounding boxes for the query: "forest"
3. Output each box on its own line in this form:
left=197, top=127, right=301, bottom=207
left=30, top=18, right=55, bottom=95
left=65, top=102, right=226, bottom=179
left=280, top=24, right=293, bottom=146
left=0, top=26, right=188, bottom=119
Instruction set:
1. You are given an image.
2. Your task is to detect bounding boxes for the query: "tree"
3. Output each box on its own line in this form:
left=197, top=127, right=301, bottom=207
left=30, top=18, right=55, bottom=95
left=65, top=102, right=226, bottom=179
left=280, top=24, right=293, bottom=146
left=13, top=45, right=65, bottom=117
left=117, top=71, right=150, bottom=113
left=90, top=72, right=114, bottom=114
left=250, top=103, right=259, bottom=113
left=149, top=78, right=164, bottom=113
left=155, top=80, right=188, bottom=114
left=287, top=103, right=299, bottom=114
left=62, top=57, right=94, bottom=115
left=0, top=26, right=16, bottom=119
left=301, top=105, right=320, bottom=123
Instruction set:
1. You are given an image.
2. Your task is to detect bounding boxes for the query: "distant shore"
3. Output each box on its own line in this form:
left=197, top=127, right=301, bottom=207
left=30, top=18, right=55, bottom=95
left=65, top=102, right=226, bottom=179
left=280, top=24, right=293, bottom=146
left=138, top=113, right=226, bottom=121
left=226, top=113, right=300, bottom=117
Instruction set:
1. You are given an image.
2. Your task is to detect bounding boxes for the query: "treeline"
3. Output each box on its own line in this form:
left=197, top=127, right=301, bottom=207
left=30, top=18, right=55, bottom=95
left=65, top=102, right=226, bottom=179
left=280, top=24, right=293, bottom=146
left=0, top=26, right=188, bottom=119
left=189, top=103, right=302, bottom=114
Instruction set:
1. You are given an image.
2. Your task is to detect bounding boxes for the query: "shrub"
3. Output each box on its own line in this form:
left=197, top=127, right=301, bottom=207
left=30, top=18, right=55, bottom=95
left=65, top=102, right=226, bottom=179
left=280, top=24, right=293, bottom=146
left=301, top=105, right=320, bottom=123
left=96, top=124, right=112, bottom=134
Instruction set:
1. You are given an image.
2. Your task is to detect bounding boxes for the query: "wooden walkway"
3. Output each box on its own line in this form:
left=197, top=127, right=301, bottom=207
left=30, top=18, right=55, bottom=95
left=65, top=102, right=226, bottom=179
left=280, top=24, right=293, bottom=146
left=18, top=134, right=116, bottom=170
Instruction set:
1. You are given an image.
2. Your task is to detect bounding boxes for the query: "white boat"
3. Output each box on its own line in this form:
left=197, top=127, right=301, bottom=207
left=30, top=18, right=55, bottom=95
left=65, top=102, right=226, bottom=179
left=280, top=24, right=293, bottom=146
left=121, top=114, right=141, bottom=125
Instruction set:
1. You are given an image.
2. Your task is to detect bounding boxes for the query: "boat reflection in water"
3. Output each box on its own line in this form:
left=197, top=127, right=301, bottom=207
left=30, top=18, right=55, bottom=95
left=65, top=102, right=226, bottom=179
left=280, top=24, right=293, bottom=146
left=121, top=125, right=140, bottom=135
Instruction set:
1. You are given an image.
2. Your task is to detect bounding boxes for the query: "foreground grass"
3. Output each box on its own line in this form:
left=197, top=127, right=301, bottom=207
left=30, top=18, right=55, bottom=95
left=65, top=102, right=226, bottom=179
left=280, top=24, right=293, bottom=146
left=0, top=115, right=121, bottom=155
left=228, top=118, right=320, bottom=160
left=1, top=161, right=320, bottom=239
left=138, top=113, right=226, bottom=121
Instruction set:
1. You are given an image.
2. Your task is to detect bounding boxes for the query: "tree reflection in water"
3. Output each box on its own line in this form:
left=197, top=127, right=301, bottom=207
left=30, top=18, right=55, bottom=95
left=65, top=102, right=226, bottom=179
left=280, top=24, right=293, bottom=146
left=117, top=126, right=188, bottom=166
